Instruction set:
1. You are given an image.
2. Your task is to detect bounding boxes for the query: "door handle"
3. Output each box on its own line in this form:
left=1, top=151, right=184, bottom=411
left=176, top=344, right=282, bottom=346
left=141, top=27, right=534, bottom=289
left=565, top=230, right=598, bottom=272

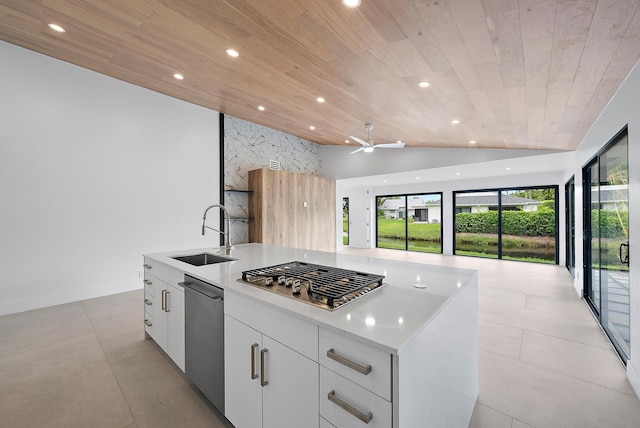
left=250, top=343, right=259, bottom=380
left=161, top=290, right=165, bottom=311
left=260, top=348, right=269, bottom=387
left=327, top=390, right=372, bottom=423
left=619, top=242, right=629, bottom=264
left=327, top=348, right=371, bottom=375
left=165, top=291, right=170, bottom=312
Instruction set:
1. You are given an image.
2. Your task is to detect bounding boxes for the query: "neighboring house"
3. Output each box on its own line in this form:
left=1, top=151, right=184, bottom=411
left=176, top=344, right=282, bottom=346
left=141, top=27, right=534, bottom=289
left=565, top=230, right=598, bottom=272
left=455, top=193, right=542, bottom=213
left=379, top=196, right=442, bottom=223
left=379, top=193, right=543, bottom=221
left=593, top=184, right=629, bottom=212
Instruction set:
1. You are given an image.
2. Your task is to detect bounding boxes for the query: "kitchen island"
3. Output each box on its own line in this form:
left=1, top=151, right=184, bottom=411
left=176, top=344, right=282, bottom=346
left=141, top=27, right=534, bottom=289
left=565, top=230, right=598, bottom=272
left=144, top=243, right=478, bottom=428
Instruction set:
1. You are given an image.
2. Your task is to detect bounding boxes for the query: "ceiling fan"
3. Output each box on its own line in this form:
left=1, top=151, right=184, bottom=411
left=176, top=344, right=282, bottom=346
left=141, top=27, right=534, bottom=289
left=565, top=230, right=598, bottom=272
left=349, top=123, right=405, bottom=154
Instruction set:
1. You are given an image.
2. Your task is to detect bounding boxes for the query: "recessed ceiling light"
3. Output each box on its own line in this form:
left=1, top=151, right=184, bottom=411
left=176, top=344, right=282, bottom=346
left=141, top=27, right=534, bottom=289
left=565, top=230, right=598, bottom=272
left=226, top=49, right=239, bottom=57
left=345, top=140, right=350, bottom=143
left=456, top=172, right=461, bottom=176
left=173, top=73, right=184, bottom=80
left=415, top=176, right=420, bottom=180
left=317, top=97, right=325, bottom=103
left=451, top=119, right=460, bottom=125
left=469, top=140, right=477, bottom=144
left=418, top=81, right=430, bottom=88
left=309, top=125, right=315, bottom=130
left=342, top=0, right=361, bottom=8
left=506, top=167, right=511, bottom=171
left=383, top=180, right=387, bottom=183
left=257, top=105, right=265, bottom=111
left=48, top=23, right=65, bottom=32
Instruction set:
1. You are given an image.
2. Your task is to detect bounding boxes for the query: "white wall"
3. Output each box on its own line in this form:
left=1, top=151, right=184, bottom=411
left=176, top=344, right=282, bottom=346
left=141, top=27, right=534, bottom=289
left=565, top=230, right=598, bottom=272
left=320, top=146, right=562, bottom=180
left=568, top=57, right=640, bottom=396
left=0, top=42, right=221, bottom=315
left=335, top=154, right=570, bottom=259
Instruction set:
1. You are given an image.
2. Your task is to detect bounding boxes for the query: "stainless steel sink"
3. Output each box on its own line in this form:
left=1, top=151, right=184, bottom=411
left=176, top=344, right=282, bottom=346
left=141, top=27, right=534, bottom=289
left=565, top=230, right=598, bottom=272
left=172, top=253, right=235, bottom=266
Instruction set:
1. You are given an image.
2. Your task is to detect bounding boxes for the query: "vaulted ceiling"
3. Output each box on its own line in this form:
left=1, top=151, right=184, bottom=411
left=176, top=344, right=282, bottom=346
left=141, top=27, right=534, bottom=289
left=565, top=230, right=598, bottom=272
left=1, top=0, right=639, bottom=150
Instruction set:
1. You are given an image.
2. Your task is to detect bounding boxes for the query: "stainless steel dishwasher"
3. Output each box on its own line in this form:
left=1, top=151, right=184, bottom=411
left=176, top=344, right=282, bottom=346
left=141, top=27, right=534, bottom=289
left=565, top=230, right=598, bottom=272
left=182, top=274, right=224, bottom=413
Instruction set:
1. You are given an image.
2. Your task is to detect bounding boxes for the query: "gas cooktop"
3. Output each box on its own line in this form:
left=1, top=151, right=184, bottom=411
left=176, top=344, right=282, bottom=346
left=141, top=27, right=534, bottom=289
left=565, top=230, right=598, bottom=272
left=238, top=261, right=386, bottom=311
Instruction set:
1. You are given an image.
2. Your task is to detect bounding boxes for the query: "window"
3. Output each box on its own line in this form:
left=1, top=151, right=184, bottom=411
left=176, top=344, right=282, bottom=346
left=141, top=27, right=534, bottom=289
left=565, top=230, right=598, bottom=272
left=376, top=193, right=442, bottom=253
left=454, top=187, right=558, bottom=264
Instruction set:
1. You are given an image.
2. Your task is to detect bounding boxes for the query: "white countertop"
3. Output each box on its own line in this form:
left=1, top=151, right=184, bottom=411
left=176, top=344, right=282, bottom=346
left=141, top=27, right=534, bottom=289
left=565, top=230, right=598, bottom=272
left=144, top=243, right=477, bottom=354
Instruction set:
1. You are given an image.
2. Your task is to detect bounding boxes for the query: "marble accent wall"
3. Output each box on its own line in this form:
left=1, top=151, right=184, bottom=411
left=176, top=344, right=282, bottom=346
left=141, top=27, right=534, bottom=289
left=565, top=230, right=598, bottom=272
left=223, top=115, right=321, bottom=244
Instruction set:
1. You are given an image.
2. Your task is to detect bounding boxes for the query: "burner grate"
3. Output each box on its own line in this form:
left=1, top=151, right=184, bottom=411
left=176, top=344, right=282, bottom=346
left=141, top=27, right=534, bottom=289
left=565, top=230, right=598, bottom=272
left=241, top=261, right=385, bottom=306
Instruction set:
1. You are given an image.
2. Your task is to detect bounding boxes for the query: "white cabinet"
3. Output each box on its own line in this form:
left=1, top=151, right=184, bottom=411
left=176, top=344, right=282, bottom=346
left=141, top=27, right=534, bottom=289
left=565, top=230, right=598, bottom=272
left=143, top=259, right=185, bottom=371
left=224, top=292, right=319, bottom=428
left=319, top=327, right=392, bottom=428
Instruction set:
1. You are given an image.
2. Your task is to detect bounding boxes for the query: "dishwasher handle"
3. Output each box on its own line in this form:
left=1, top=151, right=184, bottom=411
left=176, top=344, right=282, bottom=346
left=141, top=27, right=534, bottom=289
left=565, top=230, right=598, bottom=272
left=180, top=280, right=224, bottom=301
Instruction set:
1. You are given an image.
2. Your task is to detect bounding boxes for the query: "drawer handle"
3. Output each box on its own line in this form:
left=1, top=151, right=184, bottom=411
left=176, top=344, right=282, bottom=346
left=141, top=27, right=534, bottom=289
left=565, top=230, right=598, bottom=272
left=327, top=348, right=371, bottom=375
left=260, top=348, right=269, bottom=387
left=143, top=264, right=152, bottom=269
left=144, top=319, right=152, bottom=327
left=144, top=279, right=152, bottom=285
left=144, top=299, right=152, bottom=306
left=250, top=343, right=259, bottom=380
left=328, top=390, right=372, bottom=424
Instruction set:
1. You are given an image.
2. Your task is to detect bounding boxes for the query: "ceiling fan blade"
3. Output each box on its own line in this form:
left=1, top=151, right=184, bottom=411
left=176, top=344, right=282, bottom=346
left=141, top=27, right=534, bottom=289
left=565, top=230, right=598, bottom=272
left=349, top=147, right=365, bottom=154
left=349, top=136, right=371, bottom=147
left=375, top=142, right=405, bottom=149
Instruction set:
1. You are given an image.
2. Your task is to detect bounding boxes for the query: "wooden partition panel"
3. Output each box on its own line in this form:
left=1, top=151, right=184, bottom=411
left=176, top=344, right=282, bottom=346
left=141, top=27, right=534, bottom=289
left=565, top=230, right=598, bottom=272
left=248, top=168, right=336, bottom=252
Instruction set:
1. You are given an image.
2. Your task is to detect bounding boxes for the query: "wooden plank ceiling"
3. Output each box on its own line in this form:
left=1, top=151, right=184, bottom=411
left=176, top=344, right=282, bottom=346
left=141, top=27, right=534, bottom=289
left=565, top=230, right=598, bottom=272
left=1, top=0, right=639, bottom=150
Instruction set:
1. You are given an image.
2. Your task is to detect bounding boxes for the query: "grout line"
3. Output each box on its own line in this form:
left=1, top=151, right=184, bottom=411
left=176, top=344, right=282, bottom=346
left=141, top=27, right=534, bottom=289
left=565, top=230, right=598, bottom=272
left=80, top=300, right=140, bottom=427
left=518, top=329, right=524, bottom=361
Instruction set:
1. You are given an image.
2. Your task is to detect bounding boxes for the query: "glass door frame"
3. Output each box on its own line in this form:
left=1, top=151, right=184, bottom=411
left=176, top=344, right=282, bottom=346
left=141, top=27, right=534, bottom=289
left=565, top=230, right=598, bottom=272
left=453, top=186, right=560, bottom=263
left=565, top=176, right=576, bottom=277
left=375, top=192, right=443, bottom=254
left=582, top=125, right=630, bottom=362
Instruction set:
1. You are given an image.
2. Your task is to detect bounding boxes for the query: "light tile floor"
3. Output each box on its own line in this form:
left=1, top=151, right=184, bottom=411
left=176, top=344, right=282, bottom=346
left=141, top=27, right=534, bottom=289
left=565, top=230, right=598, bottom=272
left=1, top=248, right=638, bottom=427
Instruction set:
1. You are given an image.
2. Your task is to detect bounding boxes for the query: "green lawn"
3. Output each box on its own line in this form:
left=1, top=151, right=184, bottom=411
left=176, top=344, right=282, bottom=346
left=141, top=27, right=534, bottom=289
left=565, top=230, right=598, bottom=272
left=377, top=219, right=441, bottom=241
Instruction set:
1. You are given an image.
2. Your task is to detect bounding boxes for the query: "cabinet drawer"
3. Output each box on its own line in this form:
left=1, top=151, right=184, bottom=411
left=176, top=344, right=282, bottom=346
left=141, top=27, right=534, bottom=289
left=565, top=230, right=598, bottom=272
left=320, top=366, right=391, bottom=428
left=143, top=257, right=183, bottom=287
left=144, top=314, right=155, bottom=336
left=319, top=328, right=391, bottom=400
left=320, top=416, right=337, bottom=428
left=151, top=261, right=184, bottom=287
left=144, top=292, right=153, bottom=315
left=143, top=274, right=154, bottom=295
left=142, top=258, right=154, bottom=274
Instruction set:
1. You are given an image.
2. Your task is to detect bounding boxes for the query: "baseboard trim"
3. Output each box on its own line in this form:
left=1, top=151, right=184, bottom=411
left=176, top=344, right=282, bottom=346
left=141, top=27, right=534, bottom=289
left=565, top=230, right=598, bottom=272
left=0, top=282, right=142, bottom=316
left=628, top=361, right=640, bottom=399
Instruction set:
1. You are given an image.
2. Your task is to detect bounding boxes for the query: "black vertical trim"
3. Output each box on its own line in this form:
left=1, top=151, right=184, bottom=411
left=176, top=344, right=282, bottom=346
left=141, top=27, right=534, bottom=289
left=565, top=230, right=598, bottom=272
left=219, top=112, right=225, bottom=247
left=554, top=186, right=559, bottom=264
left=497, top=191, right=503, bottom=259
left=404, top=195, right=409, bottom=251
left=452, top=191, right=457, bottom=255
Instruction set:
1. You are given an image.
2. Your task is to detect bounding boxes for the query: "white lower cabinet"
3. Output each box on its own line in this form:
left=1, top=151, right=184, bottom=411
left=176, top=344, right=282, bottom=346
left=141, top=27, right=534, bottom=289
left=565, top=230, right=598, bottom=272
left=225, top=314, right=319, bottom=428
left=320, top=366, right=392, bottom=428
left=320, top=416, right=337, bottom=428
left=143, top=260, right=185, bottom=371
left=319, top=327, right=393, bottom=428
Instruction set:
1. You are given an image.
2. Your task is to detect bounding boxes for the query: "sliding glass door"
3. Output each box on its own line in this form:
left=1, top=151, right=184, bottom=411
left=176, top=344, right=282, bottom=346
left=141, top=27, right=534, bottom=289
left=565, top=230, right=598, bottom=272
left=376, top=193, right=442, bottom=253
left=454, top=187, right=557, bottom=263
left=583, top=127, right=630, bottom=361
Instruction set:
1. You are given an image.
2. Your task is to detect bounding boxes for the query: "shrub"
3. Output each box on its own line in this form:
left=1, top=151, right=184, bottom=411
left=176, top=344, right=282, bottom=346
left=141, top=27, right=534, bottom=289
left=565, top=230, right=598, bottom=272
left=456, top=210, right=555, bottom=237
